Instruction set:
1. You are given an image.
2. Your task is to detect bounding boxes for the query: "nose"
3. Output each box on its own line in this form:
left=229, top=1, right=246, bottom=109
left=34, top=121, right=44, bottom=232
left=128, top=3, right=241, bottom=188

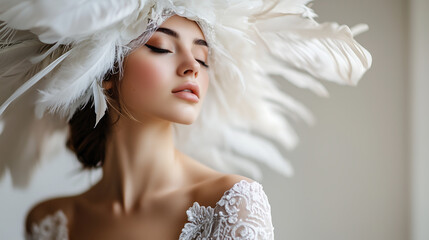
left=177, top=51, right=200, bottom=79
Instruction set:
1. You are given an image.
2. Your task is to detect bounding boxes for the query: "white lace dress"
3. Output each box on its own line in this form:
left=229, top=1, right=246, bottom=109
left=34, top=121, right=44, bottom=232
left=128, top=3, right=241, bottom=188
left=25, top=180, right=275, bottom=240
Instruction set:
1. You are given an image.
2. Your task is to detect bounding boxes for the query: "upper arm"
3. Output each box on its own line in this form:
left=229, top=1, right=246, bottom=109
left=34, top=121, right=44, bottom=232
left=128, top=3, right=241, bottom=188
left=213, top=178, right=275, bottom=239
left=25, top=197, right=72, bottom=235
left=25, top=201, right=49, bottom=235
left=180, top=174, right=275, bottom=240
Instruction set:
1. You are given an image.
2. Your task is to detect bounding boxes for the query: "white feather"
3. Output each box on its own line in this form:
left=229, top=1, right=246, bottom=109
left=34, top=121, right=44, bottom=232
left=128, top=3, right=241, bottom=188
left=35, top=39, right=115, bottom=120
left=224, top=126, right=294, bottom=177
left=254, top=16, right=372, bottom=85
left=0, top=0, right=372, bottom=187
left=0, top=0, right=142, bottom=44
left=92, top=79, right=107, bottom=127
left=0, top=50, right=70, bottom=116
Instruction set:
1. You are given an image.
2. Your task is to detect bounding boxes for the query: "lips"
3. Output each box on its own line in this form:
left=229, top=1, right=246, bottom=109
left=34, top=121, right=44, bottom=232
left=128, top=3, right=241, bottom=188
left=171, top=82, right=200, bottom=99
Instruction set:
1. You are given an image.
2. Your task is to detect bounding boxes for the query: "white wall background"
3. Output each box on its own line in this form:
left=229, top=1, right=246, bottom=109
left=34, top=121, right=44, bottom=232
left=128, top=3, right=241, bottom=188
left=1, top=0, right=427, bottom=239
left=264, top=0, right=411, bottom=239
left=409, top=0, right=429, bottom=239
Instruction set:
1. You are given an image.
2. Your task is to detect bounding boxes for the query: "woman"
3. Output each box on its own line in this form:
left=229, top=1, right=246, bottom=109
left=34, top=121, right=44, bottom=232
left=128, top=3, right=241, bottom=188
left=0, top=1, right=371, bottom=239
left=25, top=14, right=274, bottom=239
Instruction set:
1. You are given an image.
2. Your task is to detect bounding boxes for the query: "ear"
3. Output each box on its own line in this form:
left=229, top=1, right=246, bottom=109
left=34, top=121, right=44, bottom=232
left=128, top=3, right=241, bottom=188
left=102, top=79, right=113, bottom=90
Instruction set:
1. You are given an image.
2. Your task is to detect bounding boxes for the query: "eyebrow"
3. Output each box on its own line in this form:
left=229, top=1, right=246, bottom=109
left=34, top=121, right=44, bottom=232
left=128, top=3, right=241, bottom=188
left=156, top=27, right=209, bottom=48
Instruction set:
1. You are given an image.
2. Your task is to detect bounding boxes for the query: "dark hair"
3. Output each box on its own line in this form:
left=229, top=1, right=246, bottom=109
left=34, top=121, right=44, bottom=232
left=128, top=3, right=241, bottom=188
left=66, top=62, right=137, bottom=169
left=66, top=96, right=110, bottom=169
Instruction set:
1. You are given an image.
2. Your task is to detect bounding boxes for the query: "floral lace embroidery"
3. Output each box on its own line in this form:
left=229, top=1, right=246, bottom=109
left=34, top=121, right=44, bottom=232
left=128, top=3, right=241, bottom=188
left=25, top=210, right=68, bottom=240
left=179, top=180, right=275, bottom=240
left=26, top=180, right=274, bottom=240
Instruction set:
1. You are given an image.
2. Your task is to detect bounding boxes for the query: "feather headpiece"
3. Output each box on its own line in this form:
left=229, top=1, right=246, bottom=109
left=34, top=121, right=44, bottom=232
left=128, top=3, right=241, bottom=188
left=0, top=0, right=372, bottom=188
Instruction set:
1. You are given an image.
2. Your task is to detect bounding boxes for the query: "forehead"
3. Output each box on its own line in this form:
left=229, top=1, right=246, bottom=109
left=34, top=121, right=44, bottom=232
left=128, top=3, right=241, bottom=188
left=157, top=14, right=206, bottom=41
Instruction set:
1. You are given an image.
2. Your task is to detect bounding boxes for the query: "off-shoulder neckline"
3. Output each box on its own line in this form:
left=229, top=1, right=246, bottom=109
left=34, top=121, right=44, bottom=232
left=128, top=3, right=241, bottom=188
left=185, top=179, right=259, bottom=212
left=29, top=179, right=262, bottom=238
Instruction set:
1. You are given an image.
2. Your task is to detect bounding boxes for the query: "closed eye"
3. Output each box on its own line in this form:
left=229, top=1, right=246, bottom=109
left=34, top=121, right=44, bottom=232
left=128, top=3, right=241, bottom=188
left=196, top=59, right=209, bottom=68
left=145, top=44, right=209, bottom=68
left=145, top=44, right=172, bottom=53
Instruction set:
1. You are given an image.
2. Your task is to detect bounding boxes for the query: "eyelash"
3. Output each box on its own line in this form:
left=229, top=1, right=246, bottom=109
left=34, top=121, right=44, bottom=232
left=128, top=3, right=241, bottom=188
left=145, top=44, right=209, bottom=68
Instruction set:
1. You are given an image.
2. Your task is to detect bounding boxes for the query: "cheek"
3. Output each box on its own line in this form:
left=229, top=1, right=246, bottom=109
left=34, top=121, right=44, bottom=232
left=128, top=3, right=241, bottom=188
left=126, top=54, right=166, bottom=91
left=200, top=72, right=210, bottom=98
left=121, top=52, right=170, bottom=108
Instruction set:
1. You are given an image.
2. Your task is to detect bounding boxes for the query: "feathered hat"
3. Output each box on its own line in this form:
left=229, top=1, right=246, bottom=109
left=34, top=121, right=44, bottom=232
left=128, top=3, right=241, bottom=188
left=0, top=0, right=372, bottom=188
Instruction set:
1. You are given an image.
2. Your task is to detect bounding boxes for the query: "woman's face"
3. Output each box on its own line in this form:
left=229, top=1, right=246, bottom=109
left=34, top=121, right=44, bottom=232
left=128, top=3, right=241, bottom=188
left=118, top=15, right=210, bottom=125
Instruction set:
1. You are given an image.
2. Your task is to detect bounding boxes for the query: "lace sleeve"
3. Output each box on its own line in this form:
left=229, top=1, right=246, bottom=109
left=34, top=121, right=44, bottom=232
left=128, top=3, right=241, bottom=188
left=24, top=210, right=69, bottom=240
left=210, top=180, right=275, bottom=239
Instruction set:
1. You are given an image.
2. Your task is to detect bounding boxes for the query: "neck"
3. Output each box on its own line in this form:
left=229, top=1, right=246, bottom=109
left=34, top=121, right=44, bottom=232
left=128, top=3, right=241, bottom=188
left=93, top=115, right=185, bottom=215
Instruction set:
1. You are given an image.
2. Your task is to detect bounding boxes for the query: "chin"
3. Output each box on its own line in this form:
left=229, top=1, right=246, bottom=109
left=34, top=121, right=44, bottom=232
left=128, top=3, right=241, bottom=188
left=167, top=103, right=202, bottom=125
left=170, top=113, right=198, bottom=125
left=154, top=109, right=199, bottom=125
left=176, top=119, right=195, bottom=125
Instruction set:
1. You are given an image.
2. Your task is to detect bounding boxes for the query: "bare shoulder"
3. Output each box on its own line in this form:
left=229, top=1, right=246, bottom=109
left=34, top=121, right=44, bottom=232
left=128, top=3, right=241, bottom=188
left=193, top=173, right=255, bottom=208
left=178, top=150, right=254, bottom=186
left=25, top=195, right=76, bottom=234
left=177, top=150, right=256, bottom=207
left=212, top=174, right=255, bottom=189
